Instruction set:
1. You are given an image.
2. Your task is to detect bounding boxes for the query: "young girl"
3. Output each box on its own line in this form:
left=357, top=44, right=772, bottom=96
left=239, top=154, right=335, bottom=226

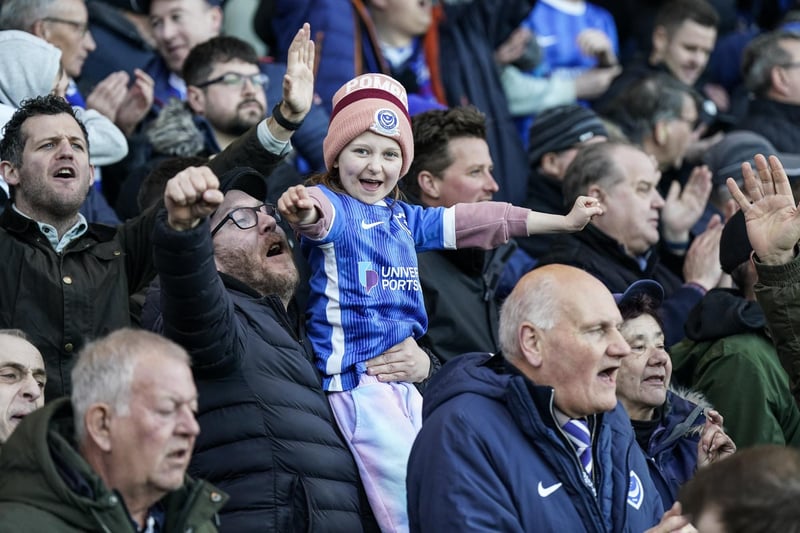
left=278, top=73, right=602, bottom=532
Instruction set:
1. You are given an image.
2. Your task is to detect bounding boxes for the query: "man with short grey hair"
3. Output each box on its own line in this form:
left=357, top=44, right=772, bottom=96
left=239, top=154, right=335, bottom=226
left=541, top=140, right=723, bottom=346
left=0, top=328, right=227, bottom=532
left=738, top=30, right=800, bottom=153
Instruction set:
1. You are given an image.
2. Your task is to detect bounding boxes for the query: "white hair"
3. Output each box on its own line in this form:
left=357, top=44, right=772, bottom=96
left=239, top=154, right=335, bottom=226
left=498, top=274, right=560, bottom=360
left=0, top=0, right=61, bottom=31
left=71, top=328, right=190, bottom=444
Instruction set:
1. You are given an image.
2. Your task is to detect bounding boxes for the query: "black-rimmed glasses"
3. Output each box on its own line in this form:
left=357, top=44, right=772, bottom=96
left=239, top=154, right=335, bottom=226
left=654, top=111, right=699, bottom=130
left=211, top=204, right=281, bottom=236
left=42, top=17, right=90, bottom=37
left=194, top=72, right=269, bottom=89
left=673, top=114, right=699, bottom=129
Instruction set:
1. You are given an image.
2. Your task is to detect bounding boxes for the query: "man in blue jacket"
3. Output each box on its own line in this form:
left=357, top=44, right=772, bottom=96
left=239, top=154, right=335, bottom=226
left=407, top=264, right=693, bottom=532
left=144, top=0, right=327, bottom=171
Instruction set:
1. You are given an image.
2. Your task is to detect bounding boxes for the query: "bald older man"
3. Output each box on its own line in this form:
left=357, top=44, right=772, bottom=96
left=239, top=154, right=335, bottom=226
left=407, top=265, right=696, bottom=532
left=0, top=329, right=45, bottom=445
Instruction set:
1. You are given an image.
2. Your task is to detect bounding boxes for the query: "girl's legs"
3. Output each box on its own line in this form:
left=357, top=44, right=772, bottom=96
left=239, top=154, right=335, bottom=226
left=328, top=374, right=423, bottom=533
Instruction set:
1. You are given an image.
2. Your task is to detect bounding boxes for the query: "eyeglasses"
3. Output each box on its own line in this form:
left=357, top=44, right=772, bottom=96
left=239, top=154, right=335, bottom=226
left=41, top=17, right=90, bottom=37
left=780, top=61, right=800, bottom=70
left=211, top=204, right=280, bottom=236
left=673, top=115, right=698, bottom=129
left=656, top=110, right=698, bottom=130
left=194, top=72, right=269, bottom=89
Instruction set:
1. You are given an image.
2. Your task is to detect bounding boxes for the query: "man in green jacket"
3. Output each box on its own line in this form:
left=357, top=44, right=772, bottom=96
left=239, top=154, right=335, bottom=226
left=727, top=153, right=800, bottom=410
left=0, top=328, right=227, bottom=532
left=670, top=210, right=800, bottom=448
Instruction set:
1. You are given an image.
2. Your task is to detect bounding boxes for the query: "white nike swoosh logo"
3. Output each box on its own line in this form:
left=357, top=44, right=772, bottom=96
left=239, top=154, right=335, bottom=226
left=537, top=481, right=563, bottom=497
left=361, top=220, right=384, bottom=229
left=536, top=35, right=557, bottom=47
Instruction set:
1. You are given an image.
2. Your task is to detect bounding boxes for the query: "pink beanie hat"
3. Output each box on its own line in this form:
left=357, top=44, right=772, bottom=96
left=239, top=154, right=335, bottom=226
left=323, top=73, right=414, bottom=177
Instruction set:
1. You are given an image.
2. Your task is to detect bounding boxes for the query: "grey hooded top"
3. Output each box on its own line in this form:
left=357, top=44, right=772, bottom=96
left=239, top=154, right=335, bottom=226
left=0, top=30, right=128, bottom=167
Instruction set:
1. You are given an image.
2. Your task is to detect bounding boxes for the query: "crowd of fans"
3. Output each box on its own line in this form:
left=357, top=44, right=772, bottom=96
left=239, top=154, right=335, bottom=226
left=2, top=0, right=800, bottom=531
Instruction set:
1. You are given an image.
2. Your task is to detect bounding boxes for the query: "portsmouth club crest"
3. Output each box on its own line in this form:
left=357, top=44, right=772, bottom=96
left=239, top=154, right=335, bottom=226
left=627, top=470, right=644, bottom=510
left=371, top=108, right=400, bottom=136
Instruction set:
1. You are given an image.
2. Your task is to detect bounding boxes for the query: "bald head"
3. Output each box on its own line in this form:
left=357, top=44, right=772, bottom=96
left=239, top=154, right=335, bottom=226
left=499, top=265, right=629, bottom=418
left=0, top=330, right=46, bottom=442
left=499, top=265, right=615, bottom=357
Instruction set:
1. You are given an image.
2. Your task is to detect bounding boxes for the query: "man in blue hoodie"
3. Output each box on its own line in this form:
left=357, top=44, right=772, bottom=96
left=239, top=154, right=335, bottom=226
left=407, top=264, right=693, bottom=532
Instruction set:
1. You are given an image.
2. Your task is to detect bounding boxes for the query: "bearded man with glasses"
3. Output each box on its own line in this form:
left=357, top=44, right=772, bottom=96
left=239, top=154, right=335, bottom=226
left=118, top=34, right=304, bottom=218
left=142, top=55, right=433, bottom=527
left=183, top=36, right=272, bottom=154
left=144, top=157, right=433, bottom=531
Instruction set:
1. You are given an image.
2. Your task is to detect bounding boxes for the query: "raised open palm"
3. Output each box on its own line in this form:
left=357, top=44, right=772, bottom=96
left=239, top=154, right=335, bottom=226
left=727, top=154, right=800, bottom=265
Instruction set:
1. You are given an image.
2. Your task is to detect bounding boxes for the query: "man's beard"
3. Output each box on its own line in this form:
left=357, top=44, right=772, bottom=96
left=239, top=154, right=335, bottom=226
left=215, top=243, right=298, bottom=303
left=17, top=174, right=90, bottom=221
left=223, top=100, right=265, bottom=136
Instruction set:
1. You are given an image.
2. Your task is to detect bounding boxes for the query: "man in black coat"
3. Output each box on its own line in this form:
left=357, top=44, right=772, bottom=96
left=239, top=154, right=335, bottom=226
left=738, top=30, right=800, bottom=153
left=539, top=141, right=723, bottom=347
left=402, top=106, right=515, bottom=362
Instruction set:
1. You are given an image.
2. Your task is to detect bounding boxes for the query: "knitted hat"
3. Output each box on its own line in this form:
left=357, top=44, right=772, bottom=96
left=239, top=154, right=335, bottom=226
left=719, top=210, right=752, bottom=275
left=527, top=104, right=607, bottom=167
left=323, top=73, right=414, bottom=177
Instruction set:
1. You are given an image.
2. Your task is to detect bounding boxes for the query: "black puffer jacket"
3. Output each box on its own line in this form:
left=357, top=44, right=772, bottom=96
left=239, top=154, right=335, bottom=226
left=146, top=213, right=376, bottom=533
left=538, top=225, right=702, bottom=347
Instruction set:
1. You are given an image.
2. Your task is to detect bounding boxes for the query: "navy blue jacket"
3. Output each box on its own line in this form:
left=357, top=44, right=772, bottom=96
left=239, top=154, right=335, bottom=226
left=636, top=391, right=706, bottom=507
left=407, top=352, right=664, bottom=532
